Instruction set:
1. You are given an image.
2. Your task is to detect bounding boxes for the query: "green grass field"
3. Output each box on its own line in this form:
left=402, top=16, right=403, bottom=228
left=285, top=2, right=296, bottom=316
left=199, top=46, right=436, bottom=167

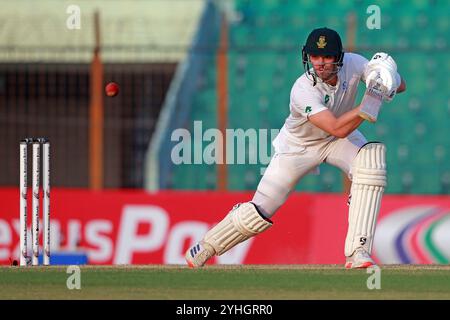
left=1, top=265, right=449, bottom=300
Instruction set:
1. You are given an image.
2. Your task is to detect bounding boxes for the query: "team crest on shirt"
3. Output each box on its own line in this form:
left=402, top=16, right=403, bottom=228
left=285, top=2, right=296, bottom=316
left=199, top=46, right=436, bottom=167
left=324, top=94, right=330, bottom=104
left=316, top=36, right=327, bottom=48
left=305, top=106, right=312, bottom=113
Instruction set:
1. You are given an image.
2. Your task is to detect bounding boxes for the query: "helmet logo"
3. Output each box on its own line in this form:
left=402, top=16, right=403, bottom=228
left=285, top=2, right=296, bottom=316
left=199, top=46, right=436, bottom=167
left=316, top=36, right=327, bottom=49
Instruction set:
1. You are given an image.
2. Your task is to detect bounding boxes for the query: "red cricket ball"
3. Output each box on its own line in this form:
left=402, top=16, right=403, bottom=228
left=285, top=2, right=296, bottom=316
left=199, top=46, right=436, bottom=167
left=105, top=82, right=119, bottom=97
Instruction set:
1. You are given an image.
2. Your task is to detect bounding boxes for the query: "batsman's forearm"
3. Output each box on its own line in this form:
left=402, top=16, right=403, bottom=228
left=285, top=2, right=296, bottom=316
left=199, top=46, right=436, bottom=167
left=396, top=77, right=406, bottom=93
left=332, top=107, right=365, bottom=138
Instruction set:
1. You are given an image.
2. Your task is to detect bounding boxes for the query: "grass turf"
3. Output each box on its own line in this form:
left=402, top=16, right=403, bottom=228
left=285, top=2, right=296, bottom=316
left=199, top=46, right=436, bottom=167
left=0, top=265, right=449, bottom=300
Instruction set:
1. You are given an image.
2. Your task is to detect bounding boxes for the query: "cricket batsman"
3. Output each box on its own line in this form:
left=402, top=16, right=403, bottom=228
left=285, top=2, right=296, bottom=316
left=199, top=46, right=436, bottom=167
left=186, top=27, right=406, bottom=268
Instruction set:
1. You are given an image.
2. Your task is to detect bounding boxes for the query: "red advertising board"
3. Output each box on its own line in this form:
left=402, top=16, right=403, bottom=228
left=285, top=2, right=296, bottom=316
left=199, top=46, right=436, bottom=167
left=0, top=188, right=449, bottom=265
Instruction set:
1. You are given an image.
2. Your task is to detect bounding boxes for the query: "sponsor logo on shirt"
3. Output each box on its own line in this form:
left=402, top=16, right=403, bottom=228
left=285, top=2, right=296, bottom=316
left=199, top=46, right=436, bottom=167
left=342, top=81, right=347, bottom=90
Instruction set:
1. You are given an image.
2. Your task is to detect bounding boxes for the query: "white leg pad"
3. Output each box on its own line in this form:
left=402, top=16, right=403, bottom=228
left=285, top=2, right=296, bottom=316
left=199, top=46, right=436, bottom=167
left=204, top=202, right=273, bottom=256
left=345, top=143, right=386, bottom=257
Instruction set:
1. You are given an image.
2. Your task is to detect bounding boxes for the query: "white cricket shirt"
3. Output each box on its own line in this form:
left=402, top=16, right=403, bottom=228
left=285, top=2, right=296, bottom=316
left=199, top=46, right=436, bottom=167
left=274, top=52, right=369, bottom=152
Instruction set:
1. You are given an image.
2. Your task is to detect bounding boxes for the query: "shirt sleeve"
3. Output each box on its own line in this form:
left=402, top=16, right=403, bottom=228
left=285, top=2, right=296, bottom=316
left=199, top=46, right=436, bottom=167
left=290, top=83, right=327, bottom=118
left=348, top=53, right=369, bottom=83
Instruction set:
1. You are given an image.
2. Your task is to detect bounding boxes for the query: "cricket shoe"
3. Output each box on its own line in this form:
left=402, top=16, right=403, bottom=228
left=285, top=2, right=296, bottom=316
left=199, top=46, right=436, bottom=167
left=185, top=241, right=215, bottom=268
left=345, top=248, right=376, bottom=269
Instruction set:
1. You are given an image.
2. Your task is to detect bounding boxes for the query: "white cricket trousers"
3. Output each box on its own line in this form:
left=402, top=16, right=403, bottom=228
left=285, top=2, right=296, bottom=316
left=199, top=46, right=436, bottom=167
left=252, top=130, right=367, bottom=218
